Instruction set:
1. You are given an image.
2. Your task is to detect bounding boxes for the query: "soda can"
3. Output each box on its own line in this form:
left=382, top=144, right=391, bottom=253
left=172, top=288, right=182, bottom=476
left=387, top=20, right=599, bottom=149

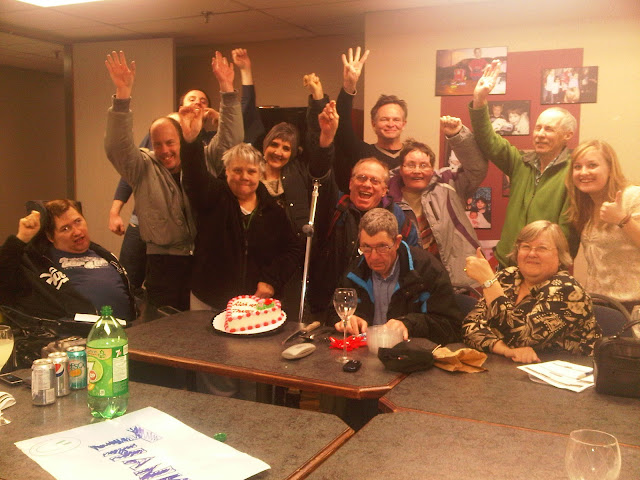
left=48, top=351, right=71, bottom=397
left=32, top=358, right=56, bottom=406
left=66, top=346, right=87, bottom=390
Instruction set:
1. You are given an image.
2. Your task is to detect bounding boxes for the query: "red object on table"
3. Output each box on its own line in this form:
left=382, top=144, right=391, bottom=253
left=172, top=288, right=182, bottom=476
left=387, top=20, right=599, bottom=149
left=329, top=334, right=367, bottom=351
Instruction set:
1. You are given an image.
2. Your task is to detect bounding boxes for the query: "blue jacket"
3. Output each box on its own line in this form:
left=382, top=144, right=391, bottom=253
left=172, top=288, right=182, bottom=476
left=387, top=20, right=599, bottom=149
left=333, top=242, right=462, bottom=343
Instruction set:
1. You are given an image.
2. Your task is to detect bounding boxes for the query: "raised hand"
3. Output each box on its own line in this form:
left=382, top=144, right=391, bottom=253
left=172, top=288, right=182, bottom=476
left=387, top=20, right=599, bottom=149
left=473, top=60, right=501, bottom=108
left=203, top=107, right=220, bottom=132
left=341, top=46, right=370, bottom=94
left=231, top=48, right=251, bottom=70
left=105, top=50, right=136, bottom=99
left=600, top=190, right=627, bottom=225
left=231, top=48, right=253, bottom=85
left=17, top=210, right=41, bottom=244
left=441, top=115, right=463, bottom=137
left=464, top=248, right=494, bottom=284
left=318, top=100, right=339, bottom=147
left=211, top=51, right=235, bottom=93
left=178, top=105, right=204, bottom=143
left=302, top=73, right=323, bottom=100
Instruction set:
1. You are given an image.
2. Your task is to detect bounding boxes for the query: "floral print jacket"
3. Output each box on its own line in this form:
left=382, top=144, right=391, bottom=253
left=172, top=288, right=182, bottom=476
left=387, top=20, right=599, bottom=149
left=462, top=267, right=601, bottom=355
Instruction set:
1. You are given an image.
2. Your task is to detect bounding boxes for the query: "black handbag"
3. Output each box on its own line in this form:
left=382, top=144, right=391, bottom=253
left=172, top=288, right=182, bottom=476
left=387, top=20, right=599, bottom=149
left=593, top=320, right=640, bottom=398
left=378, top=339, right=437, bottom=373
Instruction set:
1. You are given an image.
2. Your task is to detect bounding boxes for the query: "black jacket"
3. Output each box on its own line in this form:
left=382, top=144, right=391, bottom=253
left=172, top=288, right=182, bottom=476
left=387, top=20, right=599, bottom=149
left=181, top=141, right=304, bottom=309
left=332, top=242, right=462, bottom=344
left=0, top=235, right=135, bottom=320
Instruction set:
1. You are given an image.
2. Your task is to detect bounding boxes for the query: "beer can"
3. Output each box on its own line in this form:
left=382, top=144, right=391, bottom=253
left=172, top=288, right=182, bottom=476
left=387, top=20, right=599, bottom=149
left=48, top=351, right=71, bottom=397
left=32, top=358, right=56, bottom=406
left=66, top=346, right=87, bottom=390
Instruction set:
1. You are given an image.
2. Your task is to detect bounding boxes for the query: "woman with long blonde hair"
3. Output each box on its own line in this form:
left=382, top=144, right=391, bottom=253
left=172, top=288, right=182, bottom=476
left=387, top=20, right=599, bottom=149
left=566, top=140, right=640, bottom=311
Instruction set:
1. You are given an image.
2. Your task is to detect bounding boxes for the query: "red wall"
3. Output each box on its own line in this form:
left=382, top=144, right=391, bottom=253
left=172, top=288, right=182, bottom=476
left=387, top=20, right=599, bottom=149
left=439, top=48, right=583, bottom=241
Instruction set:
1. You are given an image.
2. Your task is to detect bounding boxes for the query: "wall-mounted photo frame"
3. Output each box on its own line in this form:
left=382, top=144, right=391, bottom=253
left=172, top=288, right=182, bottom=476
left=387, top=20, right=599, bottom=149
left=465, top=186, right=492, bottom=229
left=436, top=46, right=508, bottom=96
left=541, top=66, right=598, bottom=105
left=488, top=100, right=531, bottom=136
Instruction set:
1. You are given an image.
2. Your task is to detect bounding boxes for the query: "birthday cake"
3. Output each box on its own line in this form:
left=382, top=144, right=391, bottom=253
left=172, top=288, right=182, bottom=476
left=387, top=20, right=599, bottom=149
left=224, top=295, right=284, bottom=333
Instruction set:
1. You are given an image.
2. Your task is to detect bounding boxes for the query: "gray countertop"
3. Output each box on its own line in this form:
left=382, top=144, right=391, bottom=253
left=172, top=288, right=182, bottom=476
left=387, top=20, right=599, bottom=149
left=0, top=376, right=353, bottom=480
left=308, top=411, right=640, bottom=480
left=380, top=346, right=640, bottom=447
left=126, top=311, right=405, bottom=399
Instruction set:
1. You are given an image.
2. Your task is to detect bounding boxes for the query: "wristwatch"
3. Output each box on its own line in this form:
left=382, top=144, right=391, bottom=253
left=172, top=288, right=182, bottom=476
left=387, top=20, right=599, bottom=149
left=482, top=277, right=498, bottom=288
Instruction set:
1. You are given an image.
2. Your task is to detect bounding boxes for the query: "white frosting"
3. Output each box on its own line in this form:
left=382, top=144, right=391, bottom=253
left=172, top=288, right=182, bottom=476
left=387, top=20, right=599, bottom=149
left=224, top=295, right=283, bottom=332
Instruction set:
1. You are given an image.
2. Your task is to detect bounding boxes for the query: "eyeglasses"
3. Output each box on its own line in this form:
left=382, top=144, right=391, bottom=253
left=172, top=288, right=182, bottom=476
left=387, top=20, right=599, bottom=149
left=518, top=243, right=556, bottom=255
left=359, top=244, right=394, bottom=255
left=352, top=174, right=383, bottom=187
left=403, top=162, right=432, bottom=171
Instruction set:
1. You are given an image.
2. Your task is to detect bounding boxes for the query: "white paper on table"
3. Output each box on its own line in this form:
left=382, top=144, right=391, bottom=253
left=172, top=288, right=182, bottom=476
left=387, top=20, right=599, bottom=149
left=517, top=360, right=594, bottom=393
left=15, top=406, right=270, bottom=480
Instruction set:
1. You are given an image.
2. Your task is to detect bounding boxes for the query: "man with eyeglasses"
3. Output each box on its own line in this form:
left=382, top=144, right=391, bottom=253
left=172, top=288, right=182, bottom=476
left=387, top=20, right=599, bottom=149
left=331, top=208, right=461, bottom=343
left=470, top=61, right=579, bottom=267
left=308, top=103, right=418, bottom=320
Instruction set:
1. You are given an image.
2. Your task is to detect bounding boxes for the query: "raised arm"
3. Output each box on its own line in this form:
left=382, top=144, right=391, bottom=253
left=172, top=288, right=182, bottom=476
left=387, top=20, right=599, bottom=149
left=104, top=50, right=149, bottom=186
left=205, top=51, right=244, bottom=176
left=105, top=50, right=136, bottom=100
left=441, top=116, right=488, bottom=200
left=472, top=60, right=501, bottom=109
left=308, top=100, right=338, bottom=178
left=232, top=48, right=265, bottom=145
left=342, top=46, right=369, bottom=95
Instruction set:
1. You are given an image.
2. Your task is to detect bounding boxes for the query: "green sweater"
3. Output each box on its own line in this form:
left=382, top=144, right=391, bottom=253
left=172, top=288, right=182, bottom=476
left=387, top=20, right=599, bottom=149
left=468, top=103, right=578, bottom=266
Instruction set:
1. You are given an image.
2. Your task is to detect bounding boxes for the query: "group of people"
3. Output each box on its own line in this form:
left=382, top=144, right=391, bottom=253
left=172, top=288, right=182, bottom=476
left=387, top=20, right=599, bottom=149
left=1, top=50, right=637, bottom=366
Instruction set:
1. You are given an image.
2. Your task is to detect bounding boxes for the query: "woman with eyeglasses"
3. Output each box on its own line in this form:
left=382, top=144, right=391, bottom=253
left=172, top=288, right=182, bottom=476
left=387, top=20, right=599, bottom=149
left=566, top=140, right=640, bottom=312
left=387, top=116, right=487, bottom=287
left=462, top=220, right=600, bottom=363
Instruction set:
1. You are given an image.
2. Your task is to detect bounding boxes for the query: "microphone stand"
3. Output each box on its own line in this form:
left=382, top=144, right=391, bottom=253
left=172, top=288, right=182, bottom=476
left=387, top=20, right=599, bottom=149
left=298, top=179, right=320, bottom=324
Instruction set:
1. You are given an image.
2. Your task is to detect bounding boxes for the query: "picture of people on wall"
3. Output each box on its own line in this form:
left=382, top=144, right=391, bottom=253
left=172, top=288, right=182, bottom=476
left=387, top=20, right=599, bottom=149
left=436, top=46, right=507, bottom=96
left=465, top=187, right=492, bottom=229
left=541, top=66, right=598, bottom=104
left=489, top=100, right=530, bottom=136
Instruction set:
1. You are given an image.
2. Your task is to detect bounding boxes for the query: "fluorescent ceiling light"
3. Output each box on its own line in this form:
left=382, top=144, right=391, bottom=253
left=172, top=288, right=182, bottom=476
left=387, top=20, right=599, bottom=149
left=17, top=0, right=103, bottom=6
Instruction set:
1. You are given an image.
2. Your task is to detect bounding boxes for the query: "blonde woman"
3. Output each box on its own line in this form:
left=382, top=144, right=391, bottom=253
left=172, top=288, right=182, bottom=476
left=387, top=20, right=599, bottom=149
left=566, top=140, right=640, bottom=312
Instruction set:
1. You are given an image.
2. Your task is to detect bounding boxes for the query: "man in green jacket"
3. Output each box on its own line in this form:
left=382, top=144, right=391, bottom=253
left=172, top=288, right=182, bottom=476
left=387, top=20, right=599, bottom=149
left=469, top=61, right=578, bottom=267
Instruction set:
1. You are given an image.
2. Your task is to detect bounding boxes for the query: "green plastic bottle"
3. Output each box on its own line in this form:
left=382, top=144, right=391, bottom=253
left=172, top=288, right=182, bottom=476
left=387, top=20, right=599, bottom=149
left=86, top=305, right=129, bottom=418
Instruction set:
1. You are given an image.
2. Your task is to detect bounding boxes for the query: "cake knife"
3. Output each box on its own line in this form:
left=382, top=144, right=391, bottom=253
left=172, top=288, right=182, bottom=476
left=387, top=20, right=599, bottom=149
left=281, top=321, right=321, bottom=345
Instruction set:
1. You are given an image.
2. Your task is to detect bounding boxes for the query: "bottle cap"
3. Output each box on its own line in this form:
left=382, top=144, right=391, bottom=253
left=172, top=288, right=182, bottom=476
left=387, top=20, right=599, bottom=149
left=100, top=305, right=113, bottom=316
left=213, top=432, right=227, bottom=442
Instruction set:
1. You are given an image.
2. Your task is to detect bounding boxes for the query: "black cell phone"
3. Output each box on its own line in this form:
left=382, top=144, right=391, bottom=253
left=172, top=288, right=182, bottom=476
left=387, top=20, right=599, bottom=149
left=343, top=360, right=362, bottom=373
left=0, top=373, right=23, bottom=385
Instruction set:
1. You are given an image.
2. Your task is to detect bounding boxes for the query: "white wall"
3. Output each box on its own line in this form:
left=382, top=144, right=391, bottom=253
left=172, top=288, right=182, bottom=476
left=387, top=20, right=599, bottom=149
left=73, top=38, right=175, bottom=255
left=364, top=1, right=640, bottom=181
left=364, top=1, right=640, bottom=280
left=0, top=66, right=66, bottom=241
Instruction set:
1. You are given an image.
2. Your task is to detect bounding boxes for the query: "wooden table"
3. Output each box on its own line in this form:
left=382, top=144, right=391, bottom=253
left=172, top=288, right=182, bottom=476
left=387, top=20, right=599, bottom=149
left=126, top=311, right=405, bottom=400
left=0, top=375, right=353, bottom=480
left=380, top=347, right=640, bottom=447
left=307, top=411, right=640, bottom=480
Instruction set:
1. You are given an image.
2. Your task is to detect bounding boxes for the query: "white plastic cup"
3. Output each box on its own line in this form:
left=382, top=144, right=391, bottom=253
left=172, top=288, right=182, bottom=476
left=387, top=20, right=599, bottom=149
left=366, top=325, right=404, bottom=355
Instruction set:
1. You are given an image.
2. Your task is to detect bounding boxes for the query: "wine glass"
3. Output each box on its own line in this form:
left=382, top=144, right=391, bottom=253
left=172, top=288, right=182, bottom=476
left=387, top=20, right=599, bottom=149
left=565, top=429, right=621, bottom=480
left=333, top=288, right=357, bottom=363
left=0, top=325, right=15, bottom=426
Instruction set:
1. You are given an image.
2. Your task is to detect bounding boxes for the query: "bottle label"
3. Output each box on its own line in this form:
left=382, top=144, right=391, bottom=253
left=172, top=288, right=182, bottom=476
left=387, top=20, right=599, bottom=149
left=86, top=344, right=128, bottom=397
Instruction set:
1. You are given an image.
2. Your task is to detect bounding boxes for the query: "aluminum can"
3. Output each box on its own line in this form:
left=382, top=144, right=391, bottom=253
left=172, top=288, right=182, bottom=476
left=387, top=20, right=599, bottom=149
left=48, top=351, right=71, bottom=396
left=31, top=358, right=56, bottom=406
left=66, top=346, right=87, bottom=389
